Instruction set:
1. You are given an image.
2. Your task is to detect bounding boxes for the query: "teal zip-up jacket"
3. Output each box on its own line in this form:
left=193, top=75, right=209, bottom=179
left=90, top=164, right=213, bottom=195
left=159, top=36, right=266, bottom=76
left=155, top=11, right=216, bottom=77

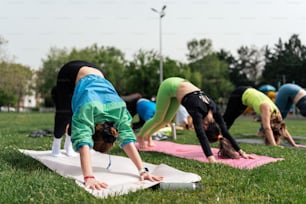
left=71, top=74, right=136, bottom=151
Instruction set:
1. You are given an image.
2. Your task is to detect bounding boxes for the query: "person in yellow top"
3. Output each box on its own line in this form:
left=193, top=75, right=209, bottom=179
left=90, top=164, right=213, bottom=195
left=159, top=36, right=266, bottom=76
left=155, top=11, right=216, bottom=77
left=223, top=86, right=305, bottom=148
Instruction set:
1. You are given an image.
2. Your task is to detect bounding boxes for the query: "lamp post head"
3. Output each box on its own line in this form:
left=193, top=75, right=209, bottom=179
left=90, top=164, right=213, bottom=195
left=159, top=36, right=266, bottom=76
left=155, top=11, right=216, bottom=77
left=161, top=5, right=166, bottom=18
left=151, top=8, right=158, bottom=13
left=151, top=5, right=167, bottom=18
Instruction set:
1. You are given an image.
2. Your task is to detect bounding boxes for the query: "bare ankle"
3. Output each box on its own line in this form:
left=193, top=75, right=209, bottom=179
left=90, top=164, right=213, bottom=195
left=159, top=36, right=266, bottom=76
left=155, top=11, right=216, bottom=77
left=145, top=135, right=154, bottom=146
left=136, top=136, right=145, bottom=147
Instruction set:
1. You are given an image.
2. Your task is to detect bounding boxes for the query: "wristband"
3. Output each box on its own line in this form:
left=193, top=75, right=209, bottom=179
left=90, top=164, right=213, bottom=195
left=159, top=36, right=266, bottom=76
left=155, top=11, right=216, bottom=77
left=139, top=167, right=149, bottom=176
left=84, top=176, right=95, bottom=180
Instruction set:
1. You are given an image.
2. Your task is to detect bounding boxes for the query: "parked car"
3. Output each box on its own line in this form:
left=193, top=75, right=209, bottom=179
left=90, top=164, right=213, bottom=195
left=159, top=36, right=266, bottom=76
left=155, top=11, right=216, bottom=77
left=0, top=106, right=16, bottom=112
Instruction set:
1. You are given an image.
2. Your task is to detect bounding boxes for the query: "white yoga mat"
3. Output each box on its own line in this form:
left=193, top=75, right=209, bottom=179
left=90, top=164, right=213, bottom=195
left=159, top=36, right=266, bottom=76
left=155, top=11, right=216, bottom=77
left=19, top=149, right=201, bottom=199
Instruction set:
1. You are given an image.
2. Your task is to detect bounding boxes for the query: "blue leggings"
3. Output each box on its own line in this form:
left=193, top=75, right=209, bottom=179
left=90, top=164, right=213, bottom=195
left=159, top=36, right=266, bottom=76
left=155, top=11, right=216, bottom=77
left=296, top=96, right=306, bottom=117
left=138, top=77, right=185, bottom=136
left=275, top=84, right=304, bottom=118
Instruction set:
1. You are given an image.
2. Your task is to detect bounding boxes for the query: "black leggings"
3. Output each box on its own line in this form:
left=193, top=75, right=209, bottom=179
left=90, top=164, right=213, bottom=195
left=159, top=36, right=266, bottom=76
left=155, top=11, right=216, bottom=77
left=121, top=93, right=142, bottom=117
left=53, top=60, right=102, bottom=138
left=223, top=86, right=250, bottom=129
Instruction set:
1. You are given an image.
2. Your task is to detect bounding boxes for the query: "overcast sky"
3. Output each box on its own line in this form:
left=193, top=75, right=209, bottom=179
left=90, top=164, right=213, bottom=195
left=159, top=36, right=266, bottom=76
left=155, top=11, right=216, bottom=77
left=1, top=0, right=306, bottom=69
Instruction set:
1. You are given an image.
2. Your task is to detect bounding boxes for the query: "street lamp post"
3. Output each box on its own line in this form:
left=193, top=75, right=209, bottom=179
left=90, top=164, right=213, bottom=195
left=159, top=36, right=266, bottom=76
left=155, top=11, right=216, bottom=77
left=151, top=5, right=166, bottom=84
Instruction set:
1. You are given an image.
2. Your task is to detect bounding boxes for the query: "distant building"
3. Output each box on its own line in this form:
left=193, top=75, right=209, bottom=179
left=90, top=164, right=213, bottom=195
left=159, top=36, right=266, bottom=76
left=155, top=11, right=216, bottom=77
left=22, top=94, right=37, bottom=108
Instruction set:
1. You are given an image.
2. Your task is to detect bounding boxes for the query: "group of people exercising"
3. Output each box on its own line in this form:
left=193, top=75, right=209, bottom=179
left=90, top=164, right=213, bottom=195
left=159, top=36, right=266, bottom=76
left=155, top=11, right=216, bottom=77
left=50, top=60, right=306, bottom=190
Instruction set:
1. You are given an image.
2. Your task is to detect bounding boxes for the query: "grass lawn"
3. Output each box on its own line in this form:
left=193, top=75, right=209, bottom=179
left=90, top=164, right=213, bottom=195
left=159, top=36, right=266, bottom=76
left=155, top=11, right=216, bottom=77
left=0, top=112, right=305, bottom=204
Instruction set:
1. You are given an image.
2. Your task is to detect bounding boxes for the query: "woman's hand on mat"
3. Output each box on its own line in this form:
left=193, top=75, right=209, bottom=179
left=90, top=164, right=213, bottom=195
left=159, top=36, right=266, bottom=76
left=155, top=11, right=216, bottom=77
left=240, top=153, right=255, bottom=159
left=239, top=150, right=255, bottom=159
left=85, top=178, right=108, bottom=190
left=140, top=172, right=164, bottom=182
left=294, top=144, right=306, bottom=148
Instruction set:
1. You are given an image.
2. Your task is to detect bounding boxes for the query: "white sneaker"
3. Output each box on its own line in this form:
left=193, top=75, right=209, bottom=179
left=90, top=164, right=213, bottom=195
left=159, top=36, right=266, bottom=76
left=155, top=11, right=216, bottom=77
left=64, top=135, right=77, bottom=157
left=51, top=137, right=62, bottom=157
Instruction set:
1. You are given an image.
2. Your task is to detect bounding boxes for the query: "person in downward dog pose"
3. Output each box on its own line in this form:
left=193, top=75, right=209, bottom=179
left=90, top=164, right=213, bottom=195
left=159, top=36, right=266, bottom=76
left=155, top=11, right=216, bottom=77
left=137, top=77, right=253, bottom=162
left=275, top=83, right=306, bottom=119
left=52, top=60, right=163, bottom=190
left=223, top=86, right=305, bottom=148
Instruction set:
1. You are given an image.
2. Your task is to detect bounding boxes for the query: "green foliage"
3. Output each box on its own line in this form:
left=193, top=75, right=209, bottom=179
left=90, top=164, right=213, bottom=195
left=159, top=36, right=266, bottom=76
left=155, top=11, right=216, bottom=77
left=0, top=35, right=8, bottom=61
left=123, top=50, right=191, bottom=98
left=121, top=54, right=198, bottom=94
left=0, top=113, right=305, bottom=203
left=125, top=49, right=160, bottom=97
left=0, top=62, right=33, bottom=108
left=263, top=34, right=306, bottom=87
left=0, top=89, right=17, bottom=107
left=37, top=47, right=70, bottom=106
left=186, top=38, right=213, bottom=62
left=185, top=38, right=234, bottom=100
left=218, top=46, right=265, bottom=88
left=189, top=52, right=234, bottom=100
left=218, top=35, right=306, bottom=89
left=163, top=57, right=187, bottom=79
left=236, top=46, right=264, bottom=86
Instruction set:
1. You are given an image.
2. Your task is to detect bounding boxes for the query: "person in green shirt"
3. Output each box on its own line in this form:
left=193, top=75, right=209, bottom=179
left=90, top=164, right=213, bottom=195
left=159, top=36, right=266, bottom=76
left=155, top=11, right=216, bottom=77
left=52, top=60, right=163, bottom=190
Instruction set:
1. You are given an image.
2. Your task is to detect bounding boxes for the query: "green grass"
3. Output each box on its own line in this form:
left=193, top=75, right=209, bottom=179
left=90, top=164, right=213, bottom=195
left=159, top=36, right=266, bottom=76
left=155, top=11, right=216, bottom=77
left=0, top=112, right=305, bottom=204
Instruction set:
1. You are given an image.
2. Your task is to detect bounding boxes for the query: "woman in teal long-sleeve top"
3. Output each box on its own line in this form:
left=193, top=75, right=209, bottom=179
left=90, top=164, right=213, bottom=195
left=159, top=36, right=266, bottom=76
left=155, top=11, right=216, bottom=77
left=52, top=60, right=163, bottom=190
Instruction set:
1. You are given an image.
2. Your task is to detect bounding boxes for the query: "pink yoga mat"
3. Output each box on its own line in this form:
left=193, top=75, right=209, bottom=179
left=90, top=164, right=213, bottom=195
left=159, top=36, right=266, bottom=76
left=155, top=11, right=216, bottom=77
left=136, top=141, right=284, bottom=170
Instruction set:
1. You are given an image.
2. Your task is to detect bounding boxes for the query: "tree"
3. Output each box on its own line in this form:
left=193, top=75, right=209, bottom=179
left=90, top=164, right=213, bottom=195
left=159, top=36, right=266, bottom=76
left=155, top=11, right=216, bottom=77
left=186, top=38, right=213, bottom=62
left=0, top=62, right=33, bottom=111
left=186, top=38, right=234, bottom=101
left=0, top=35, right=8, bottom=62
left=218, top=46, right=265, bottom=87
left=189, top=53, right=234, bottom=101
left=36, top=47, right=70, bottom=106
left=236, top=46, right=265, bottom=86
left=125, top=49, right=194, bottom=98
left=125, top=50, right=161, bottom=98
left=218, top=49, right=249, bottom=87
left=262, top=34, right=306, bottom=87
